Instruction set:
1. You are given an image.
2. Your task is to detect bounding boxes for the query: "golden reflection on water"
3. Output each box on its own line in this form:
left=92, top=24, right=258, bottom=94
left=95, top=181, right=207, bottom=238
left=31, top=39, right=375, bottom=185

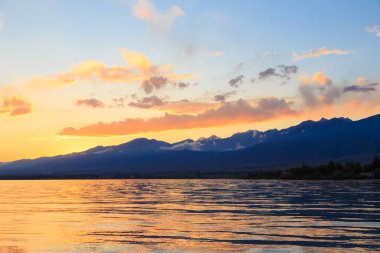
left=0, top=180, right=379, bottom=253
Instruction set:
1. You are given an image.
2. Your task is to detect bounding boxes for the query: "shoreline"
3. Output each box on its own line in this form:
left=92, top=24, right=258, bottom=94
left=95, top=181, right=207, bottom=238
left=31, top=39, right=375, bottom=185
left=1, top=156, right=379, bottom=181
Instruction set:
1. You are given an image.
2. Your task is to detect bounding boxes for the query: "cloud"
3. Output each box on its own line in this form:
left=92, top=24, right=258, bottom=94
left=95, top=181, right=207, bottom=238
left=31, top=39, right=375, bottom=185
left=211, top=51, right=224, bottom=57
left=365, top=26, right=380, bottom=37
left=131, top=0, right=184, bottom=30
left=258, top=68, right=276, bottom=80
left=298, top=72, right=350, bottom=108
left=121, top=48, right=152, bottom=73
left=76, top=98, right=105, bottom=108
left=60, top=97, right=295, bottom=136
left=0, top=97, right=32, bottom=116
left=156, top=100, right=219, bottom=114
left=263, top=51, right=278, bottom=56
left=112, top=98, right=126, bottom=107
left=127, top=95, right=219, bottom=113
left=28, top=48, right=195, bottom=94
left=229, top=75, right=245, bottom=88
left=355, top=76, right=369, bottom=86
left=343, top=81, right=378, bottom=93
left=174, top=82, right=190, bottom=88
left=299, top=73, right=379, bottom=108
left=299, top=84, right=341, bottom=108
left=292, top=47, right=350, bottom=62
left=256, top=65, right=298, bottom=83
left=343, top=85, right=376, bottom=93
left=128, top=95, right=165, bottom=108
left=140, top=77, right=191, bottom=93
left=298, top=72, right=340, bottom=107
left=319, top=86, right=342, bottom=105
left=162, top=140, right=204, bottom=151
left=127, top=97, right=218, bottom=114
left=278, top=65, right=298, bottom=76
left=141, top=76, right=168, bottom=94
left=299, top=85, right=319, bottom=107
left=299, top=72, right=332, bottom=86
left=347, top=77, right=379, bottom=93
left=214, top=91, right=236, bottom=103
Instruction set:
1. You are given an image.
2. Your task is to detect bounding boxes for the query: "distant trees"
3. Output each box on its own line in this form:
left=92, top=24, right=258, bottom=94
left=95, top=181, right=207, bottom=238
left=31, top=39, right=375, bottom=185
left=370, top=155, right=380, bottom=178
left=371, top=155, right=380, bottom=170
left=246, top=155, right=380, bottom=180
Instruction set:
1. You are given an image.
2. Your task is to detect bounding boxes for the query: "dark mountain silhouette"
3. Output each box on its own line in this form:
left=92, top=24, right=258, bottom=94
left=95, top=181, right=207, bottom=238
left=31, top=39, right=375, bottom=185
left=0, top=114, right=379, bottom=178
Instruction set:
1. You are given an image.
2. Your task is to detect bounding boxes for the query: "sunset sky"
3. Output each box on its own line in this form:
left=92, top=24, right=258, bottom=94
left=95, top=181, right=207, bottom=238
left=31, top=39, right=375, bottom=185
left=1, top=0, right=380, bottom=162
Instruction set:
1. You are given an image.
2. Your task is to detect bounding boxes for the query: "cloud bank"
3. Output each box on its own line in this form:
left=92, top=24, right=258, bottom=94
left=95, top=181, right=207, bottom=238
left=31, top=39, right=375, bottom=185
left=28, top=48, right=195, bottom=94
left=298, top=72, right=379, bottom=108
left=60, top=97, right=295, bottom=136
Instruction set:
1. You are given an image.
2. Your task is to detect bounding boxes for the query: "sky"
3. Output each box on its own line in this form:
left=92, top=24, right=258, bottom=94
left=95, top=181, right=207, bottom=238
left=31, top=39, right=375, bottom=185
left=0, top=0, right=380, bottom=162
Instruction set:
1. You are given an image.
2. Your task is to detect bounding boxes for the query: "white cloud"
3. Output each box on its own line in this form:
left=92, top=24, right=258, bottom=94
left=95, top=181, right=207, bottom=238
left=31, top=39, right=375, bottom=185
left=365, top=26, right=380, bottom=37
left=263, top=51, right=278, bottom=56
left=161, top=140, right=204, bottom=151
left=132, top=0, right=184, bottom=30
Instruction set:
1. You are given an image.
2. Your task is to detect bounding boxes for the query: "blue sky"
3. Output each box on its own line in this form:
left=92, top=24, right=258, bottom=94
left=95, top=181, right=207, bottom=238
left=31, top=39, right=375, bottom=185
left=1, top=0, right=379, bottom=80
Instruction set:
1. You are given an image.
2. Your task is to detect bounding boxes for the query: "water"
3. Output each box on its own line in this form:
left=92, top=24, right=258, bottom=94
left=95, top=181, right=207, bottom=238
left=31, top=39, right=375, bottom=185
left=0, top=180, right=379, bottom=253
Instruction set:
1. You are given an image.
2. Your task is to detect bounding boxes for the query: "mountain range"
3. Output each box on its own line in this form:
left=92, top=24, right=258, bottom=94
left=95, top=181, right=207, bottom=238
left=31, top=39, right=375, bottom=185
left=1, top=114, right=380, bottom=178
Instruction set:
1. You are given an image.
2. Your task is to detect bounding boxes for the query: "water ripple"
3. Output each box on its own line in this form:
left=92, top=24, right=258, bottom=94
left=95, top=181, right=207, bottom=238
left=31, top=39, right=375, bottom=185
left=0, top=179, right=378, bottom=252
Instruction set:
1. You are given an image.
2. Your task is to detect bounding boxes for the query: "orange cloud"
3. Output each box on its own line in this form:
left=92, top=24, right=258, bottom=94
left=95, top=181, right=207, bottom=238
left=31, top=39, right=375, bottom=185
left=292, top=47, right=350, bottom=62
left=299, top=72, right=332, bottom=86
left=0, top=97, right=32, bottom=116
left=28, top=48, right=195, bottom=93
left=60, top=98, right=295, bottom=136
left=121, top=48, right=154, bottom=72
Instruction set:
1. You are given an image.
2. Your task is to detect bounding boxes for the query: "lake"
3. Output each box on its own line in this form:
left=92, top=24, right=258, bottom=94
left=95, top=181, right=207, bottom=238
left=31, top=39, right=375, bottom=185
left=0, top=180, right=378, bottom=253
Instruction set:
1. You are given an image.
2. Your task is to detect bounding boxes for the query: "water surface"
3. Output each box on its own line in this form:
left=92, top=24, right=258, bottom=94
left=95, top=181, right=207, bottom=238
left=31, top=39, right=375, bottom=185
left=0, top=180, right=379, bottom=252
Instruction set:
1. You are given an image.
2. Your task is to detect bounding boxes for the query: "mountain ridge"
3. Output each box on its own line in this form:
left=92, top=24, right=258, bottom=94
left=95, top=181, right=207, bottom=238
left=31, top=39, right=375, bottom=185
left=0, top=114, right=379, bottom=177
